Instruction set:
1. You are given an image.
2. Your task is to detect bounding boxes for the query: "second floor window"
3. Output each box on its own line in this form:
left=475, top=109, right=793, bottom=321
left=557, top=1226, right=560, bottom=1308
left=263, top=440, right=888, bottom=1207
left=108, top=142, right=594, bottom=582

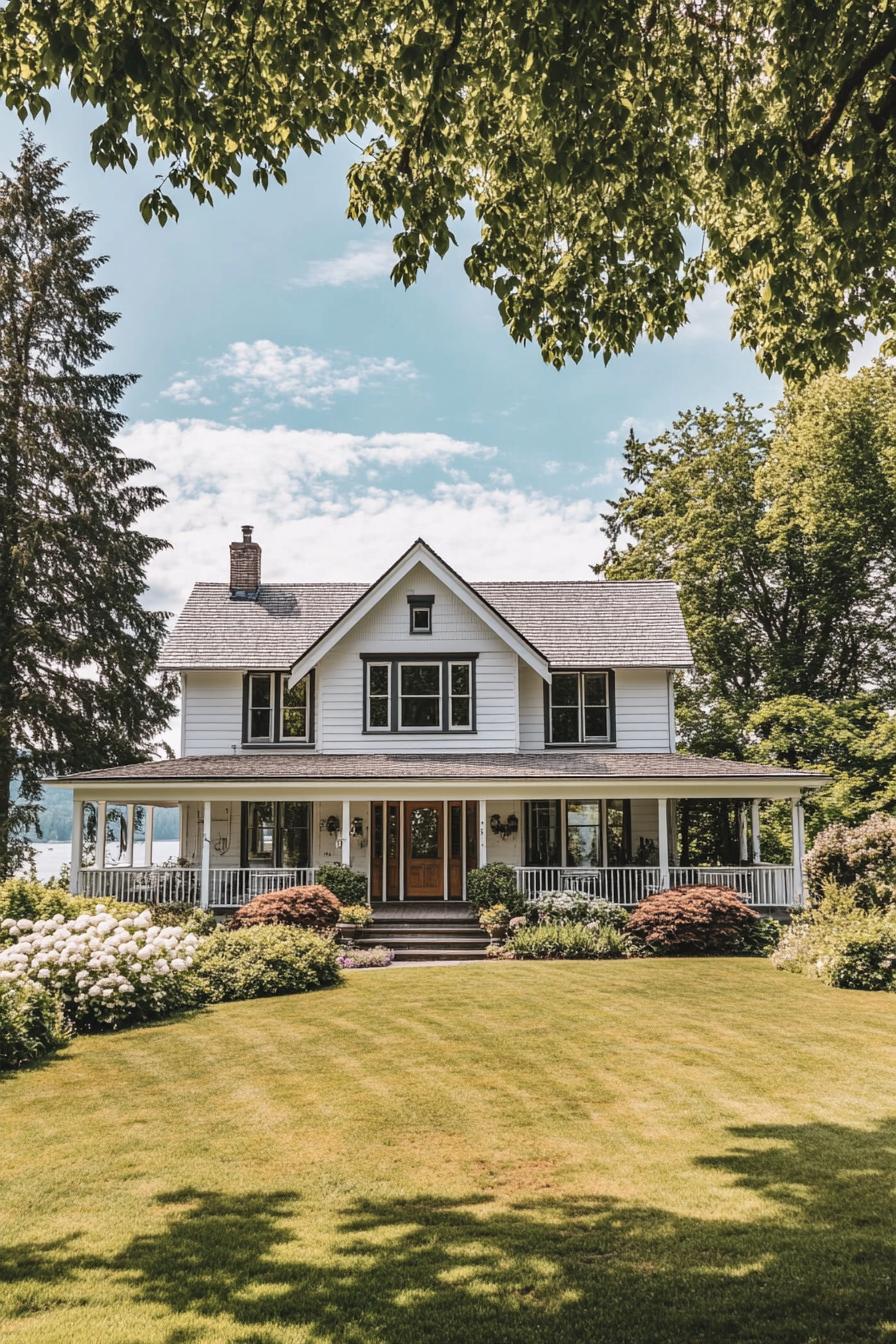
left=248, top=673, right=273, bottom=740
left=400, top=663, right=441, bottom=728
left=549, top=671, right=613, bottom=744
left=281, top=675, right=309, bottom=740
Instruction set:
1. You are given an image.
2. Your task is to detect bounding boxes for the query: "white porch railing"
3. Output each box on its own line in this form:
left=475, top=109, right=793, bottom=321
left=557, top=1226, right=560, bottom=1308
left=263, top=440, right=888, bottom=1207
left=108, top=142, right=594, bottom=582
left=515, top=863, right=797, bottom=907
left=78, top=866, right=200, bottom=905
left=208, top=868, right=317, bottom=906
left=515, top=867, right=663, bottom=905
left=669, top=865, right=795, bottom=907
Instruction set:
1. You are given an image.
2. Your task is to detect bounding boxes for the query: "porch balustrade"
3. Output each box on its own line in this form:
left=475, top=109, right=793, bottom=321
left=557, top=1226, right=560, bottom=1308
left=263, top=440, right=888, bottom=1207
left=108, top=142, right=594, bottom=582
left=515, top=863, right=795, bottom=907
left=79, top=866, right=200, bottom=905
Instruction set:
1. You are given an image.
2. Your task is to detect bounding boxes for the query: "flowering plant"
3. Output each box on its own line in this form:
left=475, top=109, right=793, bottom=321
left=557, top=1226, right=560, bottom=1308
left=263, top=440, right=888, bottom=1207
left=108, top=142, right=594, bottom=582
left=337, top=945, right=394, bottom=969
left=338, top=903, right=373, bottom=927
left=0, top=905, right=199, bottom=1031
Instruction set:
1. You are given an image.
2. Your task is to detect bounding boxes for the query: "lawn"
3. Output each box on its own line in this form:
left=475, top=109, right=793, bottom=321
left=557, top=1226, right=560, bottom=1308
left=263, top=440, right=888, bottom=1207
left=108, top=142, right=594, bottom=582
left=1, top=960, right=895, bottom=1344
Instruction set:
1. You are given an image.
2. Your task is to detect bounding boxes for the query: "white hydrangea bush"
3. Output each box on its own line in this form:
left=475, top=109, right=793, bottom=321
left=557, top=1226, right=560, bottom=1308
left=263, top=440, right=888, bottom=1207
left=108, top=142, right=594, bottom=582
left=0, top=905, right=199, bottom=1030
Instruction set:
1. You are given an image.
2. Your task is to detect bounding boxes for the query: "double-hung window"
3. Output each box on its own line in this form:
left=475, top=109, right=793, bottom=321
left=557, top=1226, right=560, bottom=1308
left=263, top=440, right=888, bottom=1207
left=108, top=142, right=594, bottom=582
left=281, top=675, right=310, bottom=741
left=367, top=663, right=390, bottom=731
left=248, top=673, right=273, bottom=741
left=549, top=671, right=613, bottom=744
left=399, top=663, right=441, bottom=729
left=449, top=661, right=472, bottom=729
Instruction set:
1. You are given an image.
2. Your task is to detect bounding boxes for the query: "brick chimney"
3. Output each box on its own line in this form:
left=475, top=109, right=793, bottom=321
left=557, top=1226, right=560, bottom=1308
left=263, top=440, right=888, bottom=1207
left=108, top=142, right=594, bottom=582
left=229, top=524, right=261, bottom=598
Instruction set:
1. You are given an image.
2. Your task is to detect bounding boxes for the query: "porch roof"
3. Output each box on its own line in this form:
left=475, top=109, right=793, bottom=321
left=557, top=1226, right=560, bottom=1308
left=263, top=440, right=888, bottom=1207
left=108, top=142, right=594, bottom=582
left=52, top=751, right=825, bottom=787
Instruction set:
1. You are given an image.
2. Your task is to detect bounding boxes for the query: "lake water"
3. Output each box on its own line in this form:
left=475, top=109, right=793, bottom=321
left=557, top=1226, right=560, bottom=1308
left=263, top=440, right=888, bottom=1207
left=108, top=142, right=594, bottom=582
left=24, top=841, right=183, bottom=884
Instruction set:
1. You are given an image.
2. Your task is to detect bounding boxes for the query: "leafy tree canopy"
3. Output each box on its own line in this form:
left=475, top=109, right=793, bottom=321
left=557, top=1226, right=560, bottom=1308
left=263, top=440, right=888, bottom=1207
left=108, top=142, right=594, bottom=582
left=597, top=360, right=896, bottom=834
left=1, top=2, right=895, bottom=376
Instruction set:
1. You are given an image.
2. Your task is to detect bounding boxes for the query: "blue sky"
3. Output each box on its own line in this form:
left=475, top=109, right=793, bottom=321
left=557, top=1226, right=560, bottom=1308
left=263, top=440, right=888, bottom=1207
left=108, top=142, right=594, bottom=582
left=0, top=98, right=803, bottom=608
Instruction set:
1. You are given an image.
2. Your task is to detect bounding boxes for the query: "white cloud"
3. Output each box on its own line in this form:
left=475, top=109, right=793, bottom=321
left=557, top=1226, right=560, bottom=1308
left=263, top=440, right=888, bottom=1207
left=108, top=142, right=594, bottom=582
left=603, top=416, right=662, bottom=447
left=159, top=340, right=417, bottom=410
left=679, top=283, right=733, bottom=342
left=119, top=420, right=607, bottom=614
left=293, top=240, right=394, bottom=289
left=848, top=332, right=887, bottom=374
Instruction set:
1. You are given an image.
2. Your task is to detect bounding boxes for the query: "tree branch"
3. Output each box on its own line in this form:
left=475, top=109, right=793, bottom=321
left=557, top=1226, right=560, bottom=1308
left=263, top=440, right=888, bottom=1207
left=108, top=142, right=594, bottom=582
left=802, top=28, right=896, bottom=155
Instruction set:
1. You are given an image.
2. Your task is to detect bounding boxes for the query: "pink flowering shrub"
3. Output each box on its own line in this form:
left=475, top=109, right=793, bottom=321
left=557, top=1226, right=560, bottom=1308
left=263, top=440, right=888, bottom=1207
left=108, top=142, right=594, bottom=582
left=806, top=814, right=896, bottom=909
left=0, top=905, right=199, bottom=1031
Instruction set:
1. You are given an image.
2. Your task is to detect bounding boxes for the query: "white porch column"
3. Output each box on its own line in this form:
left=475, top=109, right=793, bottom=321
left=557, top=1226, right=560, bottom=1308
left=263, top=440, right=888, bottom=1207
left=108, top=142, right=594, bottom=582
left=656, top=797, right=670, bottom=889
left=737, top=804, right=749, bottom=863
left=750, top=800, right=761, bottom=865
left=478, top=800, right=487, bottom=867
left=200, top=800, right=212, bottom=909
left=340, top=799, right=351, bottom=866
left=144, top=804, right=155, bottom=868
left=124, top=804, right=135, bottom=868
left=95, top=799, right=107, bottom=870
left=70, top=799, right=83, bottom=894
left=790, top=798, right=805, bottom=906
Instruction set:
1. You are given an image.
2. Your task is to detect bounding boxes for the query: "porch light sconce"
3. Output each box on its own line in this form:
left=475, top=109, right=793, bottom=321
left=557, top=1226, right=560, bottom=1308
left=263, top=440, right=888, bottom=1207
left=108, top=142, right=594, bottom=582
left=321, top=814, right=341, bottom=835
left=489, top=813, right=519, bottom=840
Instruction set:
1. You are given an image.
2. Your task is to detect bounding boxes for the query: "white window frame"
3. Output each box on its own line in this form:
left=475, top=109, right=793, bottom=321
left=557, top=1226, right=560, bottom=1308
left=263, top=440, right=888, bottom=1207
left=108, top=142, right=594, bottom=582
left=549, top=671, right=612, bottom=745
left=410, top=604, right=432, bottom=634
left=448, top=660, right=473, bottom=731
left=247, top=673, right=274, bottom=742
left=280, top=674, right=310, bottom=742
left=366, top=662, right=391, bottom=732
left=398, top=661, right=442, bottom=731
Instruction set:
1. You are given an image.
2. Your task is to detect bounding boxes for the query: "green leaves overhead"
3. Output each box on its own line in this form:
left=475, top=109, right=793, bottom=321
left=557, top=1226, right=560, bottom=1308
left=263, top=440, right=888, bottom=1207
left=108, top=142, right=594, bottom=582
left=2, top=2, right=895, bottom=377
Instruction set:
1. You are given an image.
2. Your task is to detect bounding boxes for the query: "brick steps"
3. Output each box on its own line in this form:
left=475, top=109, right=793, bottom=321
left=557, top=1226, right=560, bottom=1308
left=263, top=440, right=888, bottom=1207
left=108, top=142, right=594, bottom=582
left=346, top=900, right=490, bottom=962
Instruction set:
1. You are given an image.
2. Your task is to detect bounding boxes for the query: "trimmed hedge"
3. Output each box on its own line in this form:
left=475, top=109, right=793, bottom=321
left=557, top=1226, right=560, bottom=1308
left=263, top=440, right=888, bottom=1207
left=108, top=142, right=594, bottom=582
left=191, top=926, right=341, bottom=1002
left=0, top=979, right=70, bottom=1071
left=229, top=885, right=342, bottom=932
left=315, top=864, right=368, bottom=905
left=627, top=885, right=758, bottom=955
left=466, top=863, right=525, bottom=914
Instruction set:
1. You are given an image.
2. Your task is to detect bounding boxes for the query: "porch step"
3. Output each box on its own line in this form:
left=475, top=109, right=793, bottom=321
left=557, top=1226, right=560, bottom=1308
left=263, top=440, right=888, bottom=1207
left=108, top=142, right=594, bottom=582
left=370, top=901, right=478, bottom=922
left=349, top=903, right=489, bottom=960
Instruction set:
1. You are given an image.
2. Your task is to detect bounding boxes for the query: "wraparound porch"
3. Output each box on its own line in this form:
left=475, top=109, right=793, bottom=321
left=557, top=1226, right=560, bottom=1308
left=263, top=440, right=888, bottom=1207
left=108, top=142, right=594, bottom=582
left=70, top=792, right=807, bottom=909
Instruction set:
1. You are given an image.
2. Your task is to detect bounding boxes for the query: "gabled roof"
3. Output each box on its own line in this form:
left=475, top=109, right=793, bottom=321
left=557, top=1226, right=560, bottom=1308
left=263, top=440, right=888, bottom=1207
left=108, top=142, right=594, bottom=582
left=159, top=541, right=693, bottom=672
left=287, top=539, right=550, bottom=683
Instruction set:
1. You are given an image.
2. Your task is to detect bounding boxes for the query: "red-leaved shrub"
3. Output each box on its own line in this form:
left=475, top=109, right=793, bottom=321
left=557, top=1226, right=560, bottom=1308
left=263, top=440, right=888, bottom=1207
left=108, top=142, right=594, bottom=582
left=627, top=885, right=757, bottom=955
left=229, top=885, right=342, bottom=932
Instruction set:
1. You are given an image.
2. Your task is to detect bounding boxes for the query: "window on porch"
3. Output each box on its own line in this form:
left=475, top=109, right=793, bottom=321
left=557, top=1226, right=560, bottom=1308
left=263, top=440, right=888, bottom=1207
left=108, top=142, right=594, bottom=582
left=244, top=801, right=311, bottom=868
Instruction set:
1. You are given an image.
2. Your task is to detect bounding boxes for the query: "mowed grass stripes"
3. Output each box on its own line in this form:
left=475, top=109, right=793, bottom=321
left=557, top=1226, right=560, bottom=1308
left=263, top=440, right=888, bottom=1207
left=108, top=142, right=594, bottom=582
left=2, top=960, right=895, bottom=1343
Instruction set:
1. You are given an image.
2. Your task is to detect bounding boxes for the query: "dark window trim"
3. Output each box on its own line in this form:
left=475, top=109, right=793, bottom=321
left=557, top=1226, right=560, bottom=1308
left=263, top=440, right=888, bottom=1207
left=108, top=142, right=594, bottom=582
left=361, top=654, right=478, bottom=734
left=407, top=594, right=435, bottom=635
left=543, top=668, right=616, bottom=748
left=242, top=669, right=315, bottom=749
left=240, top=800, right=313, bottom=869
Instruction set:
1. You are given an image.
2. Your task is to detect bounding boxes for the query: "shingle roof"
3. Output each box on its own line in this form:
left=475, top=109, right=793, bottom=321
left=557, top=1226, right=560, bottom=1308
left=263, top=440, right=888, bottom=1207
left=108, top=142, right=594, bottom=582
left=57, top=752, right=821, bottom=784
left=159, top=579, right=692, bottom=670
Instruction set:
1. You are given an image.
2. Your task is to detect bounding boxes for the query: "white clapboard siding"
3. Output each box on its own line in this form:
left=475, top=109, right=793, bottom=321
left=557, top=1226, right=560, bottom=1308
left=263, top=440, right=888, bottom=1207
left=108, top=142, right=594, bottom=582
left=182, top=671, right=244, bottom=756
left=317, top=562, right=519, bottom=753
left=614, top=669, right=673, bottom=751
left=518, top=662, right=546, bottom=750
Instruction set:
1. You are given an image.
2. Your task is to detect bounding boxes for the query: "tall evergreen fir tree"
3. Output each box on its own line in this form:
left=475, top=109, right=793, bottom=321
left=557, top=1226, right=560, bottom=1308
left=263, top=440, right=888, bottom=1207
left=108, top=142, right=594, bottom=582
left=0, top=135, right=176, bottom=878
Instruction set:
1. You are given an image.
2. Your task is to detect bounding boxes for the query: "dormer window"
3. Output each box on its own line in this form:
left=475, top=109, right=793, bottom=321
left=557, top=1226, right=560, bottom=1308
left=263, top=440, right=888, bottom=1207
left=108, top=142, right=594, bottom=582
left=547, top=671, right=615, bottom=746
left=408, top=594, right=434, bottom=634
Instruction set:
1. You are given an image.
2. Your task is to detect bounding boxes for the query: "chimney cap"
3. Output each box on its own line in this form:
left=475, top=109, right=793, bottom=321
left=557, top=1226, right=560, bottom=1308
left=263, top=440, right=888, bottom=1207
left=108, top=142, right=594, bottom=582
left=241, top=524, right=254, bottom=544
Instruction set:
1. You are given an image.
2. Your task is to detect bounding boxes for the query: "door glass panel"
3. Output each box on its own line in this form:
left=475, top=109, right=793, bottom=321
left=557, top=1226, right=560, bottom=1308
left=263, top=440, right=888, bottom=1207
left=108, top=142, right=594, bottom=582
left=409, top=807, right=439, bottom=858
left=566, top=800, right=602, bottom=868
left=449, top=803, right=462, bottom=859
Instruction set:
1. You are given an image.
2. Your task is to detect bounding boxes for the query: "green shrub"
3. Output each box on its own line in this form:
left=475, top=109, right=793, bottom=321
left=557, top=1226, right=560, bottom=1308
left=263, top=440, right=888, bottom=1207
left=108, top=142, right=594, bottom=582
left=337, top=945, right=394, bottom=969
left=191, top=926, right=341, bottom=1003
left=533, top=892, right=629, bottom=930
left=479, top=903, right=512, bottom=939
left=230, top=885, right=342, bottom=932
left=0, top=879, right=133, bottom=941
left=316, top=864, right=368, bottom=905
left=627, top=885, right=758, bottom=955
left=772, top=884, right=896, bottom=991
left=806, top=814, right=896, bottom=909
left=144, top=903, right=218, bottom=936
left=0, top=980, right=70, bottom=1071
left=466, top=863, right=525, bottom=913
left=507, top=921, right=626, bottom=960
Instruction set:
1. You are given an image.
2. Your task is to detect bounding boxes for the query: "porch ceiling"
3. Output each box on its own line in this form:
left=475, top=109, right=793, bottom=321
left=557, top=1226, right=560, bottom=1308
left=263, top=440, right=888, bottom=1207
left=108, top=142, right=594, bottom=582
left=49, top=751, right=827, bottom=804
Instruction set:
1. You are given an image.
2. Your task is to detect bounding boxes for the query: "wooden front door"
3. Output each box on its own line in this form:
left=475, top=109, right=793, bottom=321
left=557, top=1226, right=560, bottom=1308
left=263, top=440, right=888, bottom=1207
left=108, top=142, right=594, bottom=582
left=405, top=803, right=444, bottom=899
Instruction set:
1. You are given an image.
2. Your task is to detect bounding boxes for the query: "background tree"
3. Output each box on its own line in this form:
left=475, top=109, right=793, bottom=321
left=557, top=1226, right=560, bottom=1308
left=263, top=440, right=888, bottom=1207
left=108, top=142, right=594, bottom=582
left=597, top=361, right=896, bottom=848
left=2, top=2, right=895, bottom=379
left=0, top=136, right=177, bottom=879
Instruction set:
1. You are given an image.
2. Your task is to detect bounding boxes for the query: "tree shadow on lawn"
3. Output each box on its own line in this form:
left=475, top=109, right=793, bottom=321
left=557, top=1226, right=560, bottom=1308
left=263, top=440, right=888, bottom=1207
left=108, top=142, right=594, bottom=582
left=3, top=1119, right=896, bottom=1343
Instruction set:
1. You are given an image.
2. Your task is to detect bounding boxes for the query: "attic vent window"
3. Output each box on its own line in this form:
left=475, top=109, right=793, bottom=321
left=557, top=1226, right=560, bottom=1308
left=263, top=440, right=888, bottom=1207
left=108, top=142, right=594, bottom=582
left=408, top=594, right=434, bottom=635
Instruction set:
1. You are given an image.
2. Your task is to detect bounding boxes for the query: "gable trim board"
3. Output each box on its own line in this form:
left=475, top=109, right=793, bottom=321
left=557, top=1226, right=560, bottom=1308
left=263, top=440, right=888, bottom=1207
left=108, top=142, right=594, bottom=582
left=287, top=540, right=551, bottom=685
